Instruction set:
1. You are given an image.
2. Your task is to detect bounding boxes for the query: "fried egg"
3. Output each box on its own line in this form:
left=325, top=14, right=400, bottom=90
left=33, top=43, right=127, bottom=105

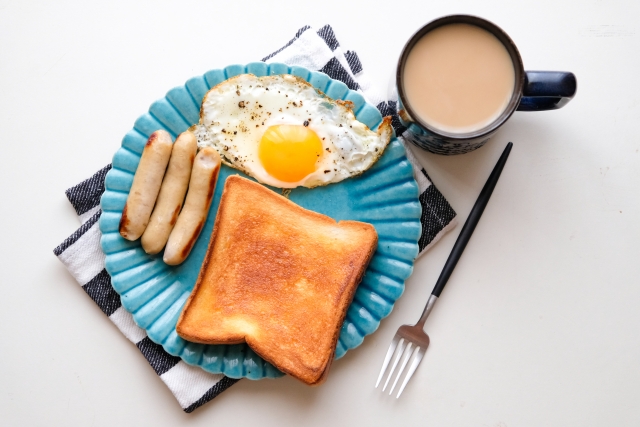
left=191, top=74, right=392, bottom=189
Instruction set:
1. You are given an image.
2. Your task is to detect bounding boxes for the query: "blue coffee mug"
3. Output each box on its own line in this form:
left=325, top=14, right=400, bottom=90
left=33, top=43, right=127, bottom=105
left=396, top=15, right=577, bottom=155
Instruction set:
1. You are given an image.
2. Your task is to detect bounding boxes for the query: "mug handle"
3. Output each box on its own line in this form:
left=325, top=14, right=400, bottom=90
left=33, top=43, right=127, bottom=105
left=517, top=71, right=577, bottom=111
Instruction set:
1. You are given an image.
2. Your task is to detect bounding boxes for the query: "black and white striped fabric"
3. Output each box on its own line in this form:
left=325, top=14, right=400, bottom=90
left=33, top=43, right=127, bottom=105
left=54, top=24, right=456, bottom=413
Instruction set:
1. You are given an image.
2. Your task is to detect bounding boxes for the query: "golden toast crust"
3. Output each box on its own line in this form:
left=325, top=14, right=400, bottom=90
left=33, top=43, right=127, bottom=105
left=176, top=175, right=378, bottom=385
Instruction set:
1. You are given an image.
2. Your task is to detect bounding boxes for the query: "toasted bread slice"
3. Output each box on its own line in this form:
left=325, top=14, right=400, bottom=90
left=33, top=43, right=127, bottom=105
left=176, top=175, right=378, bottom=385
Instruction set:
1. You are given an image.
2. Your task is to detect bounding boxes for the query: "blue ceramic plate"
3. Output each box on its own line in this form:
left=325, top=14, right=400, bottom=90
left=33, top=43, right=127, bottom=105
left=100, top=62, right=421, bottom=380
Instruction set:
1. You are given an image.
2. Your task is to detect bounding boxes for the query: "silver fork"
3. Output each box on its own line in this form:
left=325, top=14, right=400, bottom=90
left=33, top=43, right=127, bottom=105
left=376, top=142, right=513, bottom=398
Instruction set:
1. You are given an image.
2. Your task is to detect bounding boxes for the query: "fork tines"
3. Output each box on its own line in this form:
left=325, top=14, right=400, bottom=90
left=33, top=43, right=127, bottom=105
left=375, top=334, right=426, bottom=398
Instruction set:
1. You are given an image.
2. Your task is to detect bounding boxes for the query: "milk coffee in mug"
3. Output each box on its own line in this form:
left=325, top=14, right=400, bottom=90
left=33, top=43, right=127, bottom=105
left=396, top=15, right=577, bottom=155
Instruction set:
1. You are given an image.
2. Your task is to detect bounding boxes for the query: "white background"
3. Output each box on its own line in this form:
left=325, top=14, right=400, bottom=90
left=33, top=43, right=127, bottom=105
left=1, top=0, right=639, bottom=425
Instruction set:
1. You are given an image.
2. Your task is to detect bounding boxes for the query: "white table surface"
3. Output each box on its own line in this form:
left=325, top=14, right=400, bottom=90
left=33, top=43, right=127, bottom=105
left=2, top=0, right=639, bottom=425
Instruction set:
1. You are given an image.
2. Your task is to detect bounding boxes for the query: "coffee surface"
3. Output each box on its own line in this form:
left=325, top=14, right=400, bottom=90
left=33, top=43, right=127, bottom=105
left=403, top=23, right=515, bottom=134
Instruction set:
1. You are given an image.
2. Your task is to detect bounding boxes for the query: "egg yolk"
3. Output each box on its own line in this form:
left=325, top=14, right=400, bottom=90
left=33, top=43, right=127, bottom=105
left=259, top=124, right=323, bottom=183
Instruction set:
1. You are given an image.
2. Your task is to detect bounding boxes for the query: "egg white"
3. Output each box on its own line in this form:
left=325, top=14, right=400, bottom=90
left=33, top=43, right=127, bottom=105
left=191, top=74, right=392, bottom=189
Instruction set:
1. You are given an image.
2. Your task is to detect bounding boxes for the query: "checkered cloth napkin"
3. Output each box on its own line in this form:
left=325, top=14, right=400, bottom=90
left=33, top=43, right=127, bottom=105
left=54, top=25, right=457, bottom=413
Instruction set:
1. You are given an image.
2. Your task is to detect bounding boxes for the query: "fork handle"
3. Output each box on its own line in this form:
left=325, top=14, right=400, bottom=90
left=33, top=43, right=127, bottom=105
left=431, top=142, right=513, bottom=298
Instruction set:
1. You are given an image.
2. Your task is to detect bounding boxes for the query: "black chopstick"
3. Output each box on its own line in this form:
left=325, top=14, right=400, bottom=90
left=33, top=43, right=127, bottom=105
left=431, top=142, right=513, bottom=298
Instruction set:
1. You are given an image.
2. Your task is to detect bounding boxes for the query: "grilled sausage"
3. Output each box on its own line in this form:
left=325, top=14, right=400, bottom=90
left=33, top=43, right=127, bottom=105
left=141, top=131, right=197, bottom=254
left=163, top=147, right=221, bottom=265
left=119, top=130, right=173, bottom=241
